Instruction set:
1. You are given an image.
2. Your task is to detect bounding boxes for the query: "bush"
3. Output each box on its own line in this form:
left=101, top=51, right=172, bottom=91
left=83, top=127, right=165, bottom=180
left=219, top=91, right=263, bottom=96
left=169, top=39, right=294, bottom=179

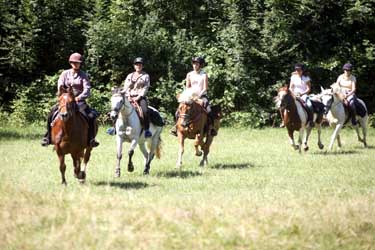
left=221, top=108, right=272, bottom=129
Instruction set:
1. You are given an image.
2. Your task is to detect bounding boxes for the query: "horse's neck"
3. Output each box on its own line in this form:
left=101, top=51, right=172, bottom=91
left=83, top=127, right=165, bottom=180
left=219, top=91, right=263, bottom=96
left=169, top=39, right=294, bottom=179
left=330, top=95, right=345, bottom=116
left=119, top=101, right=140, bottom=126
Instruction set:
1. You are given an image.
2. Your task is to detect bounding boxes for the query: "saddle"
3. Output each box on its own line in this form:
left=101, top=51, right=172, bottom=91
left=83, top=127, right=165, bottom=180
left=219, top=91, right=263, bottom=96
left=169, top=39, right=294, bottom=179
left=343, top=99, right=367, bottom=118
left=129, top=100, right=164, bottom=127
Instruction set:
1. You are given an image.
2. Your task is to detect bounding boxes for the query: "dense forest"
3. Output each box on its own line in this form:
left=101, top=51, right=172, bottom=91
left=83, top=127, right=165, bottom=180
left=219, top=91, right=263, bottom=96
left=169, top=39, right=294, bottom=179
left=1, top=0, right=374, bottom=127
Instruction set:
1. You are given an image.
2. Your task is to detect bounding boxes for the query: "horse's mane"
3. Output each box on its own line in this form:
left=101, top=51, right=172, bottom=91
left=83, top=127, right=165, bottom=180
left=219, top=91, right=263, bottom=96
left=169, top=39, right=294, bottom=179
left=178, top=88, right=199, bottom=104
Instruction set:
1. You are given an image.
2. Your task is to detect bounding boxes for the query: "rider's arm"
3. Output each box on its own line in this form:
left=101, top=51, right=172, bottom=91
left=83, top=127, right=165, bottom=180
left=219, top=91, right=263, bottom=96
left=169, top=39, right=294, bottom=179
left=301, top=79, right=311, bottom=96
left=186, top=72, right=191, bottom=88
left=137, top=74, right=150, bottom=99
left=199, top=74, right=208, bottom=97
left=76, top=73, right=91, bottom=102
left=346, top=77, right=356, bottom=98
left=57, top=70, right=68, bottom=94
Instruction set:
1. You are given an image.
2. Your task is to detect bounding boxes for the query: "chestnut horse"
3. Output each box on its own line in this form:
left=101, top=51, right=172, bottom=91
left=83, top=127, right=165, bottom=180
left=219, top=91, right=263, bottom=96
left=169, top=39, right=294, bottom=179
left=51, top=87, right=97, bottom=184
left=275, top=86, right=324, bottom=152
left=175, top=89, right=221, bottom=167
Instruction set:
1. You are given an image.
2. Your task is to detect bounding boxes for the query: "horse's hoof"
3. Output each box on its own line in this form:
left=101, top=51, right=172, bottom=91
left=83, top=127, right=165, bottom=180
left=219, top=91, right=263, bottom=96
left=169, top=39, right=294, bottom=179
left=61, top=181, right=67, bottom=185
left=195, top=151, right=203, bottom=157
left=78, top=178, right=85, bottom=184
left=128, top=164, right=134, bottom=172
left=143, top=169, right=150, bottom=175
left=318, top=144, right=324, bottom=150
left=78, top=171, right=86, bottom=180
left=114, top=168, right=121, bottom=178
left=304, top=146, right=309, bottom=152
left=293, top=145, right=299, bottom=150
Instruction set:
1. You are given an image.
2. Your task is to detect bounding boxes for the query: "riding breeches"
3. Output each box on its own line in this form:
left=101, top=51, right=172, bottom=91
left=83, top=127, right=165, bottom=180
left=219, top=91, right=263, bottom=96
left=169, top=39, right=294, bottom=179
left=138, top=98, right=150, bottom=130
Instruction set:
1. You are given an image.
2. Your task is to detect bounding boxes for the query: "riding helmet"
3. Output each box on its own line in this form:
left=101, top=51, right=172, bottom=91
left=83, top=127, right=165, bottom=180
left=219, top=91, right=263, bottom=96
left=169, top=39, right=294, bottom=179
left=192, top=56, right=205, bottom=66
left=294, top=63, right=305, bottom=71
left=133, top=57, right=144, bottom=65
left=343, top=63, right=353, bottom=71
left=69, top=53, right=83, bottom=63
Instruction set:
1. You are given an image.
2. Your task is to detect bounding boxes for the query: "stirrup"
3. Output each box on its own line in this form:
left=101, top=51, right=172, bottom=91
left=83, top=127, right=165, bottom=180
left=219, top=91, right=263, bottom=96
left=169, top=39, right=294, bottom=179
left=90, top=139, right=99, bottom=147
left=106, top=127, right=116, bottom=135
left=41, top=137, right=50, bottom=147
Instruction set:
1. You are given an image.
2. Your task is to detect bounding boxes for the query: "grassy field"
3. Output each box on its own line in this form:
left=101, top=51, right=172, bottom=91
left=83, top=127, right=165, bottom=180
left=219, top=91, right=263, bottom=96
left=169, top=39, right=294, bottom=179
left=0, top=125, right=375, bottom=250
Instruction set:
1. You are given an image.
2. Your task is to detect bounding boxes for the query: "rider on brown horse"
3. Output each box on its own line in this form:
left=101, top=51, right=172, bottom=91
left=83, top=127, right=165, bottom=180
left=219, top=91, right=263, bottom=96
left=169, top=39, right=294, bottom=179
left=171, top=56, right=217, bottom=136
left=41, top=52, right=99, bottom=147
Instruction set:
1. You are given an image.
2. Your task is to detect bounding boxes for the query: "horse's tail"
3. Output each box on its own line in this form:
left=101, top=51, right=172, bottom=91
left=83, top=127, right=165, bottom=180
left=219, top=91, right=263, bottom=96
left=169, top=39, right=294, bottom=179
left=155, top=136, right=162, bottom=159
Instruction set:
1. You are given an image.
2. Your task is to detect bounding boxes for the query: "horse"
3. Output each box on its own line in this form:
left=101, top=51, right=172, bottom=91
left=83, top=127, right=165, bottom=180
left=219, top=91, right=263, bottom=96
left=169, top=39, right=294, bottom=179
left=109, top=89, right=163, bottom=176
left=51, top=86, right=98, bottom=184
left=175, top=89, right=221, bottom=168
left=319, top=86, right=368, bottom=150
left=275, top=86, right=324, bottom=152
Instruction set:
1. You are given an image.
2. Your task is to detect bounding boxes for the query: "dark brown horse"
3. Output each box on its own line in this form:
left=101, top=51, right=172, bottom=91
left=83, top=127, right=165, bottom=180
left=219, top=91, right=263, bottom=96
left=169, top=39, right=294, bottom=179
left=51, top=87, right=97, bottom=184
left=275, top=86, right=324, bottom=152
left=175, top=90, right=221, bottom=167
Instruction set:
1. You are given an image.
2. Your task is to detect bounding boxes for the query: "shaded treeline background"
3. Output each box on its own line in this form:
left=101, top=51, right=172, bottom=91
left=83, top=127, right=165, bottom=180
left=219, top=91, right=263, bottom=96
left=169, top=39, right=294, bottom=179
left=1, top=0, right=374, bottom=127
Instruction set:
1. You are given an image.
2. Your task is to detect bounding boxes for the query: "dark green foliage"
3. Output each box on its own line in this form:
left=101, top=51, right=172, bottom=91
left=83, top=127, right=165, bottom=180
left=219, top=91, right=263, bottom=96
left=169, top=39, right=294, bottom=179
left=1, top=0, right=375, bottom=127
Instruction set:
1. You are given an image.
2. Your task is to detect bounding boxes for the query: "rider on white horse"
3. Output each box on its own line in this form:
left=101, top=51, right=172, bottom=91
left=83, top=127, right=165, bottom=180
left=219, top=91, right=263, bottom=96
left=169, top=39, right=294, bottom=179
left=335, top=63, right=364, bottom=125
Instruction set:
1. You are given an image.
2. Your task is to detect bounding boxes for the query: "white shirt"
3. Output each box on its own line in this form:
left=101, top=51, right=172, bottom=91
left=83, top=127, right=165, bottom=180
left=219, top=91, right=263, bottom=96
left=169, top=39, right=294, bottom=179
left=336, top=74, right=356, bottom=93
left=290, top=74, right=310, bottom=95
left=187, top=70, right=207, bottom=96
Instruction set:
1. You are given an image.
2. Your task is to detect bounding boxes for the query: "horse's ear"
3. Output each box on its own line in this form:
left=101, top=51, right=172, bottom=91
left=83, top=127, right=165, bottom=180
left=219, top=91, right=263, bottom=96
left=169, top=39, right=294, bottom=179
left=320, top=86, right=325, bottom=93
left=58, top=85, right=67, bottom=96
left=176, top=93, right=181, bottom=100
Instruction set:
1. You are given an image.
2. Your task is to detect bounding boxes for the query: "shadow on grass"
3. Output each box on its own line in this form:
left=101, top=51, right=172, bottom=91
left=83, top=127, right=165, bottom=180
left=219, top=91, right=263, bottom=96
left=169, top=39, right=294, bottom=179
left=155, top=170, right=203, bottom=179
left=354, top=145, right=374, bottom=150
left=211, top=163, right=255, bottom=170
left=0, top=130, right=43, bottom=140
left=93, top=181, right=149, bottom=190
left=312, top=150, right=358, bottom=155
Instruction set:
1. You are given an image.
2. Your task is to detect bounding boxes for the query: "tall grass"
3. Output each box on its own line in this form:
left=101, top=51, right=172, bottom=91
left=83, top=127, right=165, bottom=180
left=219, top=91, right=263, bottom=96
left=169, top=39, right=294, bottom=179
left=0, top=125, right=374, bottom=250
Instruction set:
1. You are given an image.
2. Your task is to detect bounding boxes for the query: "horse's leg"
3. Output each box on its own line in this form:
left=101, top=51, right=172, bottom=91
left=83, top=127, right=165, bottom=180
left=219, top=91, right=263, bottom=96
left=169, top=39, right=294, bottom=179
left=72, top=154, right=80, bottom=178
left=58, top=152, right=67, bottom=185
left=115, top=136, right=123, bottom=177
left=138, top=142, right=150, bottom=175
left=194, top=134, right=203, bottom=157
left=361, top=118, right=368, bottom=147
left=176, top=133, right=184, bottom=168
left=288, top=129, right=298, bottom=150
left=303, top=126, right=312, bottom=151
left=337, top=133, right=342, bottom=149
left=200, top=135, right=213, bottom=167
left=297, top=128, right=303, bottom=153
left=79, top=148, right=92, bottom=182
left=127, top=138, right=138, bottom=172
left=316, top=124, right=324, bottom=150
left=329, top=124, right=343, bottom=150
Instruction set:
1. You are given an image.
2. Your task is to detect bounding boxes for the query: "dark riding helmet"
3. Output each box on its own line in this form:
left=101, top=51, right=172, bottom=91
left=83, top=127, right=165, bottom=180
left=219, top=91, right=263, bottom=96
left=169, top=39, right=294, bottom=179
left=69, top=53, right=83, bottom=63
left=133, top=57, right=144, bottom=65
left=192, top=56, right=205, bottom=66
left=294, top=63, right=305, bottom=71
left=343, top=63, right=353, bottom=71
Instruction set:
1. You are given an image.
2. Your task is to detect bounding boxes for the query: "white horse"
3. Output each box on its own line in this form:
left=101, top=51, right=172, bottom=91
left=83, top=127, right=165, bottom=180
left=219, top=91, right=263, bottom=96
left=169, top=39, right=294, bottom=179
left=110, top=91, right=163, bottom=176
left=319, top=86, right=368, bottom=150
left=275, top=86, right=324, bottom=152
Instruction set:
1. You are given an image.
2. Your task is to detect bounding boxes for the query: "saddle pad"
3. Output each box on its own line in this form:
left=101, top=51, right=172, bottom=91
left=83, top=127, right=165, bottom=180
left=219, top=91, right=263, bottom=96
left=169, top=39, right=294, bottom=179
left=148, top=106, right=164, bottom=126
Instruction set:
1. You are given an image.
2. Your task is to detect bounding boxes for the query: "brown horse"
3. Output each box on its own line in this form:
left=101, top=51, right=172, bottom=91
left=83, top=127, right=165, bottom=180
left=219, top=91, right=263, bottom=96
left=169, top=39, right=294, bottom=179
left=51, top=87, right=97, bottom=184
left=275, top=86, right=324, bottom=152
left=175, top=89, right=221, bottom=167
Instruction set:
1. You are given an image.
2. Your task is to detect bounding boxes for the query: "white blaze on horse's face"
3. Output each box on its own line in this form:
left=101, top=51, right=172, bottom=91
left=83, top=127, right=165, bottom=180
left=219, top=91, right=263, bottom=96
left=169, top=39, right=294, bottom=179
left=110, top=94, right=123, bottom=120
left=276, top=90, right=288, bottom=108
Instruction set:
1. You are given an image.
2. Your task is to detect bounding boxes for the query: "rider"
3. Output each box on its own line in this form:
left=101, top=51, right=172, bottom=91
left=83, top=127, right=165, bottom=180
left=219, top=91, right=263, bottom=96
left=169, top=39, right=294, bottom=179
left=41, top=52, right=99, bottom=147
left=123, top=57, right=152, bottom=138
left=289, top=63, right=315, bottom=127
left=170, top=56, right=216, bottom=136
left=335, top=63, right=358, bottom=125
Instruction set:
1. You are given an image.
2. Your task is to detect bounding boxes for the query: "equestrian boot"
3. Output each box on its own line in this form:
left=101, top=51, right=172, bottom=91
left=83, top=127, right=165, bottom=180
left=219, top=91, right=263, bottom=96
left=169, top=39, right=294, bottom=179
left=88, top=118, right=99, bottom=147
left=306, top=102, right=315, bottom=127
left=41, top=106, right=57, bottom=146
left=349, top=101, right=357, bottom=125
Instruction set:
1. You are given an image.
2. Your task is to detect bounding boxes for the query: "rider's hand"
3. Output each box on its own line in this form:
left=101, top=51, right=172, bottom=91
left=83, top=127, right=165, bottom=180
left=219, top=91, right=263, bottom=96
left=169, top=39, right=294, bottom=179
left=75, top=97, right=80, bottom=102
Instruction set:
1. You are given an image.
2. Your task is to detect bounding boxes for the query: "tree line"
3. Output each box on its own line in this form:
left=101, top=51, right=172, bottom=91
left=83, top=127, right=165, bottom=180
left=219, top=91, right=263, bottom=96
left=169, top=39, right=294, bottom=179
left=1, top=0, right=374, bottom=127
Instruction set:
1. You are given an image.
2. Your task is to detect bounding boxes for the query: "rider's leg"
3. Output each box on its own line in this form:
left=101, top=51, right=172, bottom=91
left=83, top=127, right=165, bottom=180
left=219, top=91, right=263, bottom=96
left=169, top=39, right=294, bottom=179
left=84, top=105, right=99, bottom=147
left=170, top=110, right=179, bottom=136
left=348, top=95, right=357, bottom=125
left=305, top=97, right=314, bottom=127
left=139, top=98, right=152, bottom=137
left=202, top=97, right=217, bottom=136
left=41, top=104, right=58, bottom=146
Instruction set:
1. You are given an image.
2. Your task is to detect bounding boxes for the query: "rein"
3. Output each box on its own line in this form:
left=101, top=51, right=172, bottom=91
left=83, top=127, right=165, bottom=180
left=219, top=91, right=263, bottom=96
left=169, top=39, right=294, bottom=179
left=179, top=101, right=203, bottom=126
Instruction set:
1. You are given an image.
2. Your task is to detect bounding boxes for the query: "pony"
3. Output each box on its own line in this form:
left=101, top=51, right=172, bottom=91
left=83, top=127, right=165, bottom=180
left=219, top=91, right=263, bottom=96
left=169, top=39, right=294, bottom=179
left=319, top=86, right=368, bottom=150
left=51, top=87, right=97, bottom=184
left=275, top=86, right=324, bottom=152
left=175, top=89, right=221, bottom=167
left=109, top=89, right=163, bottom=176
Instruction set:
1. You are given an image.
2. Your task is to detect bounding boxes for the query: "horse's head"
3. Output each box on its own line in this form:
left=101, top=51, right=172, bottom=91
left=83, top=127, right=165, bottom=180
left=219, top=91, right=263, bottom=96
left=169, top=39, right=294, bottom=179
left=177, top=89, right=199, bottom=128
left=275, top=86, right=293, bottom=109
left=58, top=86, right=76, bottom=122
left=110, top=88, right=133, bottom=121
left=319, top=86, right=334, bottom=114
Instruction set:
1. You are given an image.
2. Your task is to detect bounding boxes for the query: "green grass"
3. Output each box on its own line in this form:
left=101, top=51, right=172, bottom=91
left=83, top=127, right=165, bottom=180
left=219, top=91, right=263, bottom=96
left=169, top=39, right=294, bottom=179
left=1, top=125, right=375, bottom=250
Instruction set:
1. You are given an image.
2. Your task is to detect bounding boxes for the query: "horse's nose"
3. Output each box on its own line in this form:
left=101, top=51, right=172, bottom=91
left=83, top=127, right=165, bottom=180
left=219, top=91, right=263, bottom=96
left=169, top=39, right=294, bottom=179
left=61, top=112, right=68, bottom=118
